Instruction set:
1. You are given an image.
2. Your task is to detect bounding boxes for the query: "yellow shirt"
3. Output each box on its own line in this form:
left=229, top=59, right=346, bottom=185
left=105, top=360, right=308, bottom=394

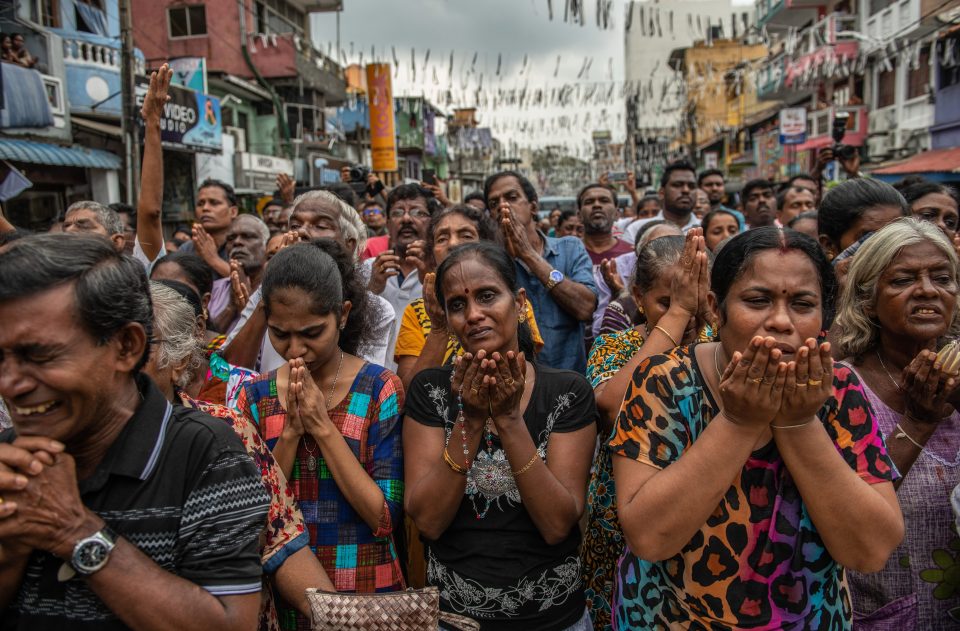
left=394, top=297, right=544, bottom=363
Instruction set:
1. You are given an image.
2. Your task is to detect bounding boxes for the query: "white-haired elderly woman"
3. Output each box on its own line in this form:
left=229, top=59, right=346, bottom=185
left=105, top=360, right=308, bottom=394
left=217, top=189, right=397, bottom=377
left=835, top=217, right=960, bottom=628
left=143, top=281, right=334, bottom=631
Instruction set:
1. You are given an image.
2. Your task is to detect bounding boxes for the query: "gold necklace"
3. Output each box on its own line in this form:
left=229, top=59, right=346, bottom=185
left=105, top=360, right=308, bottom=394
left=875, top=350, right=903, bottom=392
left=304, top=350, right=344, bottom=472
left=713, top=343, right=724, bottom=380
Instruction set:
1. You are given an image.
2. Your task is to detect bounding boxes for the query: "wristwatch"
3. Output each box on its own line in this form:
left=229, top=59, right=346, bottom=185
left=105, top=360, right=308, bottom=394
left=544, top=269, right=564, bottom=291
left=70, top=526, right=117, bottom=576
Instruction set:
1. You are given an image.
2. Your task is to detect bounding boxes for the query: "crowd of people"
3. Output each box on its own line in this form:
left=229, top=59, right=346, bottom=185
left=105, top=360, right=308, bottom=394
left=1, top=64, right=959, bottom=631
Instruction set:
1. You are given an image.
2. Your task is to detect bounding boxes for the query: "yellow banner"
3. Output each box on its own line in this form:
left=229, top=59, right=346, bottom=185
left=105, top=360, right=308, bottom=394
left=366, top=64, right=397, bottom=172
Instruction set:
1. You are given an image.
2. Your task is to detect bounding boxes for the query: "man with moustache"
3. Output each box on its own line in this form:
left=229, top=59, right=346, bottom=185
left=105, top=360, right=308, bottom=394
left=741, top=178, right=778, bottom=229
left=578, top=182, right=634, bottom=265
left=623, top=160, right=701, bottom=244
left=207, top=214, right=269, bottom=333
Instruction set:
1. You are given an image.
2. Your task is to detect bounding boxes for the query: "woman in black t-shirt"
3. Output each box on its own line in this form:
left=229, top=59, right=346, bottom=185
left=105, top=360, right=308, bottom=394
left=404, top=242, right=598, bottom=631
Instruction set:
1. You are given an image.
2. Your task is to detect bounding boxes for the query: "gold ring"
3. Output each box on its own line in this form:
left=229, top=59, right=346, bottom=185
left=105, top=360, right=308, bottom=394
left=504, top=378, right=515, bottom=386
left=470, top=387, right=479, bottom=396
left=751, top=377, right=763, bottom=384
left=795, top=382, right=808, bottom=388
left=807, top=379, right=822, bottom=386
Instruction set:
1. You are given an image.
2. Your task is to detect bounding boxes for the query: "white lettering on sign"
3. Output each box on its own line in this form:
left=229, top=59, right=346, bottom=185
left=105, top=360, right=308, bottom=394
left=163, top=102, right=197, bottom=124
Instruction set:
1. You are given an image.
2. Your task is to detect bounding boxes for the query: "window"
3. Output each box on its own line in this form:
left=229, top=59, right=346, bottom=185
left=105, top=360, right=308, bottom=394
left=869, top=0, right=895, bottom=15
left=253, top=0, right=303, bottom=35
left=877, top=62, right=896, bottom=108
left=37, top=0, right=60, bottom=27
left=168, top=5, right=207, bottom=38
left=907, top=46, right=930, bottom=99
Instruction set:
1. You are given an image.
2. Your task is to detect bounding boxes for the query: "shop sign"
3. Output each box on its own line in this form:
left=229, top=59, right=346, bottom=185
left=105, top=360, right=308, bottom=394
left=366, top=63, right=397, bottom=171
left=136, top=76, right=222, bottom=153
left=779, top=108, right=807, bottom=146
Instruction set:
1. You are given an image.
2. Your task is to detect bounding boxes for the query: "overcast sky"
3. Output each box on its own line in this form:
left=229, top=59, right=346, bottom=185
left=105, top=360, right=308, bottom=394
left=310, top=0, right=749, bottom=156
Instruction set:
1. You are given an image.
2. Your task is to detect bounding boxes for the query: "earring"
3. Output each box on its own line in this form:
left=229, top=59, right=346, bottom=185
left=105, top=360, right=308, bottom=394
left=637, top=304, right=645, bottom=315
left=518, top=310, right=527, bottom=323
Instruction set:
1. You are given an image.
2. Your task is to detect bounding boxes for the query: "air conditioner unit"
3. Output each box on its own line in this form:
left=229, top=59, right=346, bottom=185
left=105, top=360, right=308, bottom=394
left=867, top=134, right=891, bottom=161
left=885, top=108, right=899, bottom=129
left=225, top=126, right=247, bottom=153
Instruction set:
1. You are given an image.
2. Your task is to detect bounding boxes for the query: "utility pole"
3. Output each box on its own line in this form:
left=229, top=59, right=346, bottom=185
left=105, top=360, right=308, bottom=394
left=119, top=0, right=140, bottom=204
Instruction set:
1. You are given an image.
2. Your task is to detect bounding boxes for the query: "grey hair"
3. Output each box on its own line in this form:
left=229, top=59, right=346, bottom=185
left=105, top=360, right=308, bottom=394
left=290, top=190, right=367, bottom=260
left=637, top=222, right=682, bottom=249
left=65, top=201, right=124, bottom=236
left=149, top=281, right=203, bottom=388
left=836, top=217, right=960, bottom=359
left=233, top=214, right=270, bottom=246
left=631, top=234, right=714, bottom=293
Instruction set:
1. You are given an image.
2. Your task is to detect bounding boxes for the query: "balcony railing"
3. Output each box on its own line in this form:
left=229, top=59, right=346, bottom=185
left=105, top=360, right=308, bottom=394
left=61, top=34, right=145, bottom=74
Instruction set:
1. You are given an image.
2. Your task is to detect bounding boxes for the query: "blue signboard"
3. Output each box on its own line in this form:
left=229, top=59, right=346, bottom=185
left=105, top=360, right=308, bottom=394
left=135, top=76, right=221, bottom=152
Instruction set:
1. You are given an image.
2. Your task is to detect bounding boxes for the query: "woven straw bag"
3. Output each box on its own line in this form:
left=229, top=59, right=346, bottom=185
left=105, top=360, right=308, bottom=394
left=306, top=586, right=480, bottom=631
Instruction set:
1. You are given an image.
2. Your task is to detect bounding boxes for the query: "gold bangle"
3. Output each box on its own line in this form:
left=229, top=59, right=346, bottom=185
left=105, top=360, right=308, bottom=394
left=511, top=451, right=540, bottom=476
left=652, top=325, right=678, bottom=347
left=771, top=418, right=819, bottom=429
left=443, top=447, right=467, bottom=475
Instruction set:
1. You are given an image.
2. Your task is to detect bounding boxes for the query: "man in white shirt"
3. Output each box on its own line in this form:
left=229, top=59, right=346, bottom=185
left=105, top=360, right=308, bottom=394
left=623, top=160, right=701, bottom=244
left=362, top=183, right=440, bottom=370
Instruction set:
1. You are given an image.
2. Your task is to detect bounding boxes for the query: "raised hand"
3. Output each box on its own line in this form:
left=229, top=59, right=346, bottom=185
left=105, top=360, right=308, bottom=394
left=670, top=228, right=706, bottom=319
left=717, top=337, right=787, bottom=428
left=499, top=206, right=533, bottom=261
left=368, top=250, right=401, bottom=294
left=141, top=63, right=172, bottom=123
left=404, top=239, right=430, bottom=282
left=192, top=224, right=220, bottom=264
left=451, top=351, right=492, bottom=430
left=778, top=339, right=835, bottom=426
left=422, top=272, right=447, bottom=333
left=229, top=260, right=251, bottom=311
left=902, top=348, right=959, bottom=423
left=276, top=173, right=295, bottom=204
left=484, top=350, right=526, bottom=423
left=289, top=358, right=336, bottom=440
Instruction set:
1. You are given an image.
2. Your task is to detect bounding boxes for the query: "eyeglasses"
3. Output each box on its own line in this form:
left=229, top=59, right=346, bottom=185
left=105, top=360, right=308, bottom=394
left=388, top=207, right=431, bottom=220
left=363, top=207, right=383, bottom=216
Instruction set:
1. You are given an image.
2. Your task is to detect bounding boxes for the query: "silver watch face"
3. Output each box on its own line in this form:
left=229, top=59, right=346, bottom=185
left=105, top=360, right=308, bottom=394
left=549, top=269, right=564, bottom=283
left=74, top=539, right=110, bottom=573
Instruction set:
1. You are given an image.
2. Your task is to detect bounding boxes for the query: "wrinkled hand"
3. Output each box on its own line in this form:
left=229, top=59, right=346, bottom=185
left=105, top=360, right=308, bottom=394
left=717, top=337, right=787, bottom=428
left=670, top=228, right=707, bottom=318
left=777, top=339, right=834, bottom=426
left=276, top=173, right=295, bottom=204
left=141, top=63, right=172, bottom=122
left=484, top=351, right=526, bottom=423
left=0, top=441, right=101, bottom=559
left=422, top=272, right=447, bottom=333
left=600, top=258, right=624, bottom=295
left=902, top=349, right=959, bottom=423
left=368, top=250, right=401, bottom=294
left=229, top=260, right=251, bottom=311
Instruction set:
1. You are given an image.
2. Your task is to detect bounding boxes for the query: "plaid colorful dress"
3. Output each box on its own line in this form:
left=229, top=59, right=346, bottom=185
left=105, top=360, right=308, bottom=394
left=237, top=362, right=406, bottom=630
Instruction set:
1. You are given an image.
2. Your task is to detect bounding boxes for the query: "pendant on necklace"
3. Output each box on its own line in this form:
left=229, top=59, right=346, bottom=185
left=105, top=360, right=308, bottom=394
left=307, top=455, right=317, bottom=471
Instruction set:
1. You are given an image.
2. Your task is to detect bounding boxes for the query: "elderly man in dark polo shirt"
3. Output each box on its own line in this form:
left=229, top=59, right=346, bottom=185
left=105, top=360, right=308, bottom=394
left=0, top=234, right=269, bottom=631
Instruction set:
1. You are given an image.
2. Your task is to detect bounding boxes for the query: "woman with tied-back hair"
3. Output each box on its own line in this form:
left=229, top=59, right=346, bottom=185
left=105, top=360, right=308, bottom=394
left=142, top=281, right=335, bottom=631
left=835, top=218, right=960, bottom=628
left=404, top=242, right=598, bottom=630
left=611, top=227, right=903, bottom=630
left=582, top=230, right=711, bottom=631
left=899, top=178, right=960, bottom=241
left=236, top=239, right=405, bottom=629
left=817, top=178, right=907, bottom=262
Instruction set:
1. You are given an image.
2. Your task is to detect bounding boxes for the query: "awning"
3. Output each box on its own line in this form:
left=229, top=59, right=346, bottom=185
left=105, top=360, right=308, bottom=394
left=871, top=147, right=960, bottom=175
left=0, top=138, right=121, bottom=169
left=72, top=117, right=122, bottom=138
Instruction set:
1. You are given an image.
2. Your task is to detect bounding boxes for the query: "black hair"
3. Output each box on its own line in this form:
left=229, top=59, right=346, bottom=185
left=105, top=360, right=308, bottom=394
left=576, top=182, right=619, bottom=209
left=434, top=242, right=535, bottom=357
left=636, top=193, right=661, bottom=211
left=697, top=168, right=724, bottom=186
left=788, top=211, right=819, bottom=229
left=775, top=184, right=815, bottom=210
left=785, top=173, right=816, bottom=190
left=701, top=208, right=740, bottom=234
left=151, top=251, right=214, bottom=298
left=711, top=227, right=837, bottom=329
left=152, top=278, right=202, bottom=319
left=309, top=239, right=374, bottom=356
left=261, top=239, right=371, bottom=356
left=426, top=204, right=500, bottom=266
left=558, top=209, right=579, bottom=226
left=0, top=234, right=152, bottom=371
left=483, top=170, right=539, bottom=207
left=386, top=182, right=441, bottom=216
left=173, top=223, right=192, bottom=235
left=660, top=160, right=697, bottom=189
left=320, top=182, right=359, bottom=210
left=892, top=175, right=928, bottom=192
left=817, top=178, right=908, bottom=249
left=264, top=197, right=289, bottom=209
left=464, top=190, right=486, bottom=205
left=198, top=178, right=238, bottom=207
left=109, top=202, right=136, bottom=224
left=899, top=179, right=960, bottom=209
left=742, top=178, right=774, bottom=202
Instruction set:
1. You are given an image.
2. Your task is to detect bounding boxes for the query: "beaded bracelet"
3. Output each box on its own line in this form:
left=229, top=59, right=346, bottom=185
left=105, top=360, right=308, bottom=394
left=511, top=452, right=539, bottom=476
left=442, top=447, right=467, bottom=475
